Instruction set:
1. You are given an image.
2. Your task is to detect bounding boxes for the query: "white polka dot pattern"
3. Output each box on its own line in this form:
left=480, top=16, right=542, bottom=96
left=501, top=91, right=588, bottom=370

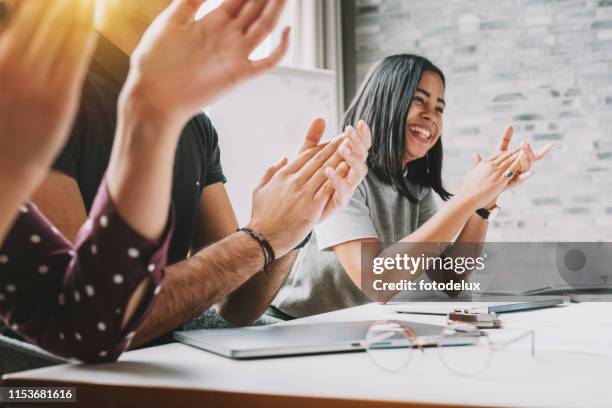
left=0, top=187, right=171, bottom=363
left=99, top=215, right=109, bottom=227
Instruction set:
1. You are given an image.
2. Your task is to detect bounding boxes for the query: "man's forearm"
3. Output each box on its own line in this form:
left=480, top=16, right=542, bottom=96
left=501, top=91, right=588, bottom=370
left=216, top=250, right=298, bottom=325
left=131, top=231, right=265, bottom=347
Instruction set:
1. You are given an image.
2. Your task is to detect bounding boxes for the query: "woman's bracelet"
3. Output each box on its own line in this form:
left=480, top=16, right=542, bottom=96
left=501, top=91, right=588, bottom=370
left=238, top=227, right=276, bottom=273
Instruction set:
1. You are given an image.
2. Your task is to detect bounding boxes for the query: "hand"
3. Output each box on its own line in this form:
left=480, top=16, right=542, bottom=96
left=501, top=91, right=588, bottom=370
left=294, top=118, right=372, bottom=222
left=479, top=125, right=554, bottom=208
left=249, top=136, right=347, bottom=258
left=0, top=0, right=97, bottom=174
left=456, top=149, right=524, bottom=211
left=124, top=0, right=290, bottom=128
left=497, top=125, right=553, bottom=183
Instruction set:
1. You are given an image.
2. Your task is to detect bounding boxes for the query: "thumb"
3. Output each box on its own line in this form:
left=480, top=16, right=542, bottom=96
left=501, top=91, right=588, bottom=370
left=296, top=118, right=326, bottom=155
left=473, top=153, right=482, bottom=167
left=167, top=0, right=205, bottom=23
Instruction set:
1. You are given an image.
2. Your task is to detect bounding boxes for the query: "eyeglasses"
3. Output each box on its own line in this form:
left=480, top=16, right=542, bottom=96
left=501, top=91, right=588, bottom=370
left=364, top=320, right=535, bottom=377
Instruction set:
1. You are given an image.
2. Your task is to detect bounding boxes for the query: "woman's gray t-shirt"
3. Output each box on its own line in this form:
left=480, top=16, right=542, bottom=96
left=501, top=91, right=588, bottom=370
left=272, top=171, right=438, bottom=318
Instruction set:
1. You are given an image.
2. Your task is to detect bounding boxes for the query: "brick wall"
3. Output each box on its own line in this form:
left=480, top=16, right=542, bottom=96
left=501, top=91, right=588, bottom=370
left=351, top=0, right=612, bottom=241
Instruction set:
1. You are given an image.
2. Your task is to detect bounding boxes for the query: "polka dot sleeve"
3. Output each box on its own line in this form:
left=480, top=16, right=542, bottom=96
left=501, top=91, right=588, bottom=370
left=0, top=181, right=174, bottom=363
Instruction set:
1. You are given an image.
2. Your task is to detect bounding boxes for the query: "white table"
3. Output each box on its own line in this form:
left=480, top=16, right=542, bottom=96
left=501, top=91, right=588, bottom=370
left=4, top=302, right=612, bottom=407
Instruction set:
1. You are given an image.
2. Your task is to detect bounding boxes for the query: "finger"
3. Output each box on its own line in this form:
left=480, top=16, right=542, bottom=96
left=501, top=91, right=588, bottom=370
left=0, top=0, right=13, bottom=34
left=314, top=177, right=335, bottom=204
left=488, top=151, right=502, bottom=161
left=168, top=0, right=206, bottom=23
left=56, top=0, right=97, bottom=82
left=316, top=165, right=350, bottom=206
left=256, top=156, right=287, bottom=189
left=519, top=154, right=530, bottom=174
left=249, top=26, right=290, bottom=74
left=473, top=153, right=482, bottom=167
left=282, top=142, right=328, bottom=174
left=517, top=143, right=534, bottom=172
left=501, top=155, right=523, bottom=183
left=496, top=148, right=523, bottom=173
left=492, top=145, right=521, bottom=167
left=346, top=125, right=369, bottom=162
left=233, top=0, right=267, bottom=32
left=26, top=0, right=78, bottom=72
left=335, top=161, right=351, bottom=180
left=345, top=154, right=368, bottom=186
left=498, top=125, right=513, bottom=151
left=244, top=0, right=286, bottom=50
left=534, top=143, right=554, bottom=161
left=219, top=0, right=250, bottom=17
left=295, top=137, right=344, bottom=184
left=518, top=170, right=534, bottom=182
left=295, top=118, right=326, bottom=155
left=2, top=0, right=50, bottom=52
left=522, top=142, right=536, bottom=163
left=305, top=136, right=349, bottom=190
left=356, top=120, right=372, bottom=150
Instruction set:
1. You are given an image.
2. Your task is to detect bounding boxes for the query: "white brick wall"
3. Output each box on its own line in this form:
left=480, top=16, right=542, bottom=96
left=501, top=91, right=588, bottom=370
left=352, top=0, right=612, bottom=241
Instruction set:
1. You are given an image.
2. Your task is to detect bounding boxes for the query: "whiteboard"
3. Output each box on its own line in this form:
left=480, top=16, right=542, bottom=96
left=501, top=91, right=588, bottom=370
left=209, top=66, right=338, bottom=226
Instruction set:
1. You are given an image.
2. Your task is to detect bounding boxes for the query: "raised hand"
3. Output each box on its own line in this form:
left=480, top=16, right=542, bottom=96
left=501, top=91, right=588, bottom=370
left=124, top=0, right=290, bottom=127
left=496, top=125, right=554, bottom=188
left=0, top=0, right=97, bottom=175
left=293, top=118, right=372, bottom=222
left=249, top=137, right=347, bottom=257
left=0, top=0, right=97, bottom=242
left=456, top=148, right=524, bottom=211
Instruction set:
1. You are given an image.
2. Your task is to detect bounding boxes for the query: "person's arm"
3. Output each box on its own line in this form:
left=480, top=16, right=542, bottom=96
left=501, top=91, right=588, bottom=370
left=190, top=183, right=237, bottom=252
left=0, top=0, right=175, bottom=362
left=0, top=0, right=97, bottom=242
left=334, top=149, right=525, bottom=297
left=429, top=127, right=554, bottom=291
left=214, top=120, right=372, bottom=326
left=0, top=184, right=173, bottom=362
left=184, top=181, right=298, bottom=327
left=130, top=138, right=346, bottom=346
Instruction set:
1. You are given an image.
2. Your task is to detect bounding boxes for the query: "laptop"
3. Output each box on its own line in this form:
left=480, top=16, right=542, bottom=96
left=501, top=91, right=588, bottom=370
left=388, top=295, right=564, bottom=315
left=174, top=320, right=477, bottom=359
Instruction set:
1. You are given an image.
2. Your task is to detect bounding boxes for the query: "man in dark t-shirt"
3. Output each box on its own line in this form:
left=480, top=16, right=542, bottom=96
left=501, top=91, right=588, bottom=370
left=31, top=0, right=371, bottom=347
left=49, top=34, right=224, bottom=265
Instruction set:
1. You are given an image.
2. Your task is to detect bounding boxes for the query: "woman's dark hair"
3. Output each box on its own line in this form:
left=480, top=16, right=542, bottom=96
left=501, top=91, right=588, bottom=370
left=343, top=54, right=452, bottom=203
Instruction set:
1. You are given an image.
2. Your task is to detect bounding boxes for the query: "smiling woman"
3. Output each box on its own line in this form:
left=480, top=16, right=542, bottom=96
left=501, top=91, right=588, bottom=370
left=344, top=55, right=451, bottom=203
left=271, top=53, right=553, bottom=319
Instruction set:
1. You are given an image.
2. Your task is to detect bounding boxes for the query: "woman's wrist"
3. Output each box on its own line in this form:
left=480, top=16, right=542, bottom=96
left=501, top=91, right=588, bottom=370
left=482, top=199, right=498, bottom=211
left=448, top=194, right=481, bottom=218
